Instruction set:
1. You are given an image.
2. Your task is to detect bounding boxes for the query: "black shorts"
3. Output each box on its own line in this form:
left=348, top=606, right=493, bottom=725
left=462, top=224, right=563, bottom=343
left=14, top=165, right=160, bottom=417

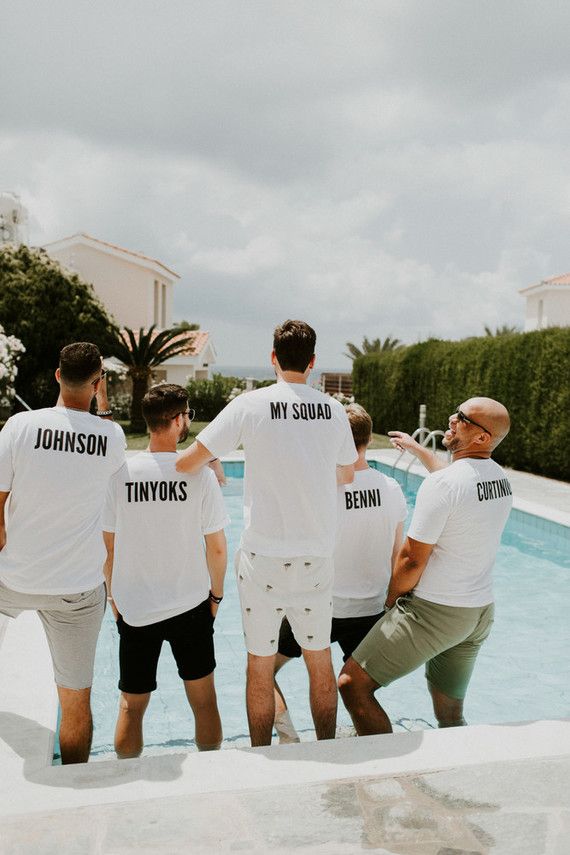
left=277, top=612, right=384, bottom=662
left=117, top=598, right=216, bottom=694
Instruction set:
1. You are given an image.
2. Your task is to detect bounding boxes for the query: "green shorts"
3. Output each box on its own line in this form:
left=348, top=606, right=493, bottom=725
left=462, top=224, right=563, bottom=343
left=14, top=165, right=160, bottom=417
left=352, top=594, right=494, bottom=700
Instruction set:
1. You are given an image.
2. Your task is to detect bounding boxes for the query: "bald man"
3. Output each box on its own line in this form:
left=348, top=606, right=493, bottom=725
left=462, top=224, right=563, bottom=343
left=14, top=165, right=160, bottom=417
left=339, top=398, right=512, bottom=734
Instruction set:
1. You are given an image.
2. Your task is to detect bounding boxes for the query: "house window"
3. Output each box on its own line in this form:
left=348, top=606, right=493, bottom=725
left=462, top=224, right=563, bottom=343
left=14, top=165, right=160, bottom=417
left=537, top=298, right=543, bottom=329
left=161, top=283, right=167, bottom=327
left=153, top=281, right=160, bottom=325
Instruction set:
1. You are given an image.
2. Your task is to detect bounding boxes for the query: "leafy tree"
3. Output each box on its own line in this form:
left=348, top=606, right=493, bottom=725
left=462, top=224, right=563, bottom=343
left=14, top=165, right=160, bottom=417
left=0, top=324, right=25, bottom=413
left=112, top=325, right=193, bottom=431
left=344, top=335, right=402, bottom=360
left=0, top=244, right=117, bottom=409
left=484, top=324, right=520, bottom=337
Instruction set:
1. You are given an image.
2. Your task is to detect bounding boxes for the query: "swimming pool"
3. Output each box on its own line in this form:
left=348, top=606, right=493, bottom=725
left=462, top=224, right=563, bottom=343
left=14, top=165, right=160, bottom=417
left=79, top=462, right=570, bottom=760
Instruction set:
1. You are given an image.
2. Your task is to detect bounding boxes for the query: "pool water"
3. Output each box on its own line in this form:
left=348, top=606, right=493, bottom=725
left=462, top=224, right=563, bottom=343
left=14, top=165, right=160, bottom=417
left=83, top=465, right=569, bottom=759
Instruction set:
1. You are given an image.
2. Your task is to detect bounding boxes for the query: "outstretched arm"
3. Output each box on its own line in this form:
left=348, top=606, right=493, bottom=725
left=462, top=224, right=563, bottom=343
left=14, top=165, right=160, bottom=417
left=385, top=536, right=433, bottom=608
left=205, top=529, right=227, bottom=618
left=176, top=440, right=215, bottom=474
left=388, top=431, right=447, bottom=472
left=336, top=464, right=355, bottom=485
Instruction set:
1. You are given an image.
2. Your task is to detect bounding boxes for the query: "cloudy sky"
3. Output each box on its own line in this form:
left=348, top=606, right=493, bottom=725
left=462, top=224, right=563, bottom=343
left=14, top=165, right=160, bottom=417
left=2, top=1, right=570, bottom=368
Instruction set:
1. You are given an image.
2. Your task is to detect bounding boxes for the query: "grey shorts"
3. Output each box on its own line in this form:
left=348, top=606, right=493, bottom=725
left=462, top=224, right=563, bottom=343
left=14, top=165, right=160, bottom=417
left=352, top=594, right=494, bottom=700
left=0, top=581, right=106, bottom=690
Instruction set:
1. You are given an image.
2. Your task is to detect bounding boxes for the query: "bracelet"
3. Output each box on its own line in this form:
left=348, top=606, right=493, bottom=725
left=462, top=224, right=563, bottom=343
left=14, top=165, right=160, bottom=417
left=209, top=591, right=223, bottom=604
left=210, top=457, right=219, bottom=462
left=97, top=410, right=113, bottom=417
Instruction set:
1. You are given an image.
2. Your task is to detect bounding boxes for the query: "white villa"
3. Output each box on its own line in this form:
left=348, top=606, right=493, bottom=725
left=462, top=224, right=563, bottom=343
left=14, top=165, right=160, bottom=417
left=43, top=232, right=215, bottom=383
left=519, top=273, right=570, bottom=332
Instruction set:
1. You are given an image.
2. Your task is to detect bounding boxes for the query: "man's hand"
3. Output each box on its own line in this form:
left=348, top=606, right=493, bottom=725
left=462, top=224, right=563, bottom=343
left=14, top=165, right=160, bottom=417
left=388, top=431, right=446, bottom=473
left=388, top=431, right=421, bottom=454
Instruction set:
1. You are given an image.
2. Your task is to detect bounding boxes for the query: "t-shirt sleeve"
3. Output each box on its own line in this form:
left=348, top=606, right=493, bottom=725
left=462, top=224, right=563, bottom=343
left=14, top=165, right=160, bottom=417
left=102, top=469, right=120, bottom=533
left=0, top=417, right=15, bottom=491
left=110, top=424, right=127, bottom=474
left=336, top=411, right=358, bottom=466
left=201, top=469, right=230, bottom=535
left=196, top=396, right=245, bottom=459
left=407, top=473, right=451, bottom=544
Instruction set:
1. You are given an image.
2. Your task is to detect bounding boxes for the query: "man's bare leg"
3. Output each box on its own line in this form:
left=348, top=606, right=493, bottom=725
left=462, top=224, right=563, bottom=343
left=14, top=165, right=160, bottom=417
left=302, top=647, right=337, bottom=740
left=338, top=658, right=392, bottom=735
left=184, top=672, right=222, bottom=750
left=428, top=681, right=467, bottom=727
left=57, top=686, right=94, bottom=764
left=273, top=653, right=300, bottom=743
left=114, top=692, right=151, bottom=759
left=246, top=652, right=276, bottom=746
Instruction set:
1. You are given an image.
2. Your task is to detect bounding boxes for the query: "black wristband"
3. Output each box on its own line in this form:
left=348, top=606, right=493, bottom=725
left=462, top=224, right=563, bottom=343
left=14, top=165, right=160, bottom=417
left=97, top=409, right=113, bottom=417
left=209, top=591, right=223, bottom=604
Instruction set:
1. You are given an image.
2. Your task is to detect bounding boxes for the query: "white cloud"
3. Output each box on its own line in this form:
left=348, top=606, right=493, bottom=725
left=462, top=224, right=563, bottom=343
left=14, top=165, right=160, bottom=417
left=2, top=1, right=570, bottom=366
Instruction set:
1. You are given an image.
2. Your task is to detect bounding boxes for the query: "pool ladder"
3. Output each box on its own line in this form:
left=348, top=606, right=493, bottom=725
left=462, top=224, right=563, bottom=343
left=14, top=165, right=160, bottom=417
left=391, top=427, right=448, bottom=489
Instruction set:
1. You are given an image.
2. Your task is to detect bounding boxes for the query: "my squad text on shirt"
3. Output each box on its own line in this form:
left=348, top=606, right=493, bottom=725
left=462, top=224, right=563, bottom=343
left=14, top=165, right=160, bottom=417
left=269, top=402, right=332, bottom=421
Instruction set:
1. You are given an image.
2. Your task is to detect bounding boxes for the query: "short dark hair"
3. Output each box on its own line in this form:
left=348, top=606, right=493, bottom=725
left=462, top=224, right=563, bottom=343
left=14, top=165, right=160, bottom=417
left=273, top=320, right=316, bottom=373
left=142, top=384, right=189, bottom=432
left=346, top=403, right=372, bottom=449
left=59, top=342, right=102, bottom=386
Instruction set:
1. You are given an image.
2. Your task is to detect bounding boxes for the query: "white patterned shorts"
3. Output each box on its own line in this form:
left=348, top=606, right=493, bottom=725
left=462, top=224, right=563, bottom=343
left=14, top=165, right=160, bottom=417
left=235, top=550, right=334, bottom=656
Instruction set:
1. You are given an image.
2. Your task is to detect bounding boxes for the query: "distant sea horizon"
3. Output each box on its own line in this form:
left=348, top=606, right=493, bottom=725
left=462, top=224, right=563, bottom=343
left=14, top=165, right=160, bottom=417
left=215, top=364, right=350, bottom=381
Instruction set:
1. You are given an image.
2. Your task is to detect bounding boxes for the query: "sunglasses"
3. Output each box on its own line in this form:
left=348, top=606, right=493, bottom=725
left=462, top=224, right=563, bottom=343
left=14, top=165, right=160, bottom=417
left=91, top=369, right=107, bottom=386
left=454, top=407, right=492, bottom=437
left=171, top=408, right=195, bottom=421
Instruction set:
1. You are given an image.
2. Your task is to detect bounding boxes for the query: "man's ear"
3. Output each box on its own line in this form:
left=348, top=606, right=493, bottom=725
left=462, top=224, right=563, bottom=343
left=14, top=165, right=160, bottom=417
left=55, top=368, right=61, bottom=382
left=308, top=354, right=316, bottom=370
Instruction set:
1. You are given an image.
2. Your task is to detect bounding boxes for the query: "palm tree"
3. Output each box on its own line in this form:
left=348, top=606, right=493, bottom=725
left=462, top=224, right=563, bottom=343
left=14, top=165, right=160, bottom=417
left=484, top=324, right=520, bottom=337
left=344, top=335, right=402, bottom=360
left=113, top=325, right=194, bottom=432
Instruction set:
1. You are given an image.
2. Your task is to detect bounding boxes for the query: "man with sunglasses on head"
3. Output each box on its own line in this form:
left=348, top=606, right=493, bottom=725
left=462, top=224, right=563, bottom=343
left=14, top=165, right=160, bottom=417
left=0, top=342, right=126, bottom=763
left=102, top=384, right=228, bottom=759
left=339, top=397, right=512, bottom=734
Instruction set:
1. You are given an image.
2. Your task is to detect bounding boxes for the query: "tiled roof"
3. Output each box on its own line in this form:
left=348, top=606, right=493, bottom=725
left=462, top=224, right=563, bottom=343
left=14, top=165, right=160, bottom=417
left=542, top=272, right=570, bottom=285
left=45, top=232, right=180, bottom=278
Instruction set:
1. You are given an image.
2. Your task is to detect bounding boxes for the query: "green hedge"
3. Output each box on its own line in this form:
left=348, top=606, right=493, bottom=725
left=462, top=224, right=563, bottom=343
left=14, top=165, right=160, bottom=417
left=353, top=328, right=570, bottom=480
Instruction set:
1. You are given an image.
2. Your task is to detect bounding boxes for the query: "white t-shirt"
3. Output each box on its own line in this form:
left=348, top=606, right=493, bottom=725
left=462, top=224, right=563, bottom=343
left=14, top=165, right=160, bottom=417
left=333, top=467, right=408, bottom=618
left=102, top=452, right=229, bottom=626
left=197, top=380, right=358, bottom=557
left=408, top=457, right=513, bottom=607
left=0, top=407, right=126, bottom=594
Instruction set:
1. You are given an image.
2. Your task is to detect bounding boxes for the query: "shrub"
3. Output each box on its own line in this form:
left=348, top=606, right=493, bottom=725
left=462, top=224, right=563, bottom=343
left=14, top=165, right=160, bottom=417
left=353, top=328, right=570, bottom=480
left=186, top=374, right=246, bottom=421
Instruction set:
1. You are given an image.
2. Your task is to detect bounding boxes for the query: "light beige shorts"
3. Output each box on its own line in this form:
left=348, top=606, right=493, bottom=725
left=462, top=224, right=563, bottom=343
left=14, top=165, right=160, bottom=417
left=235, top=550, right=334, bottom=656
left=352, top=593, right=494, bottom=700
left=0, top=581, right=106, bottom=689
